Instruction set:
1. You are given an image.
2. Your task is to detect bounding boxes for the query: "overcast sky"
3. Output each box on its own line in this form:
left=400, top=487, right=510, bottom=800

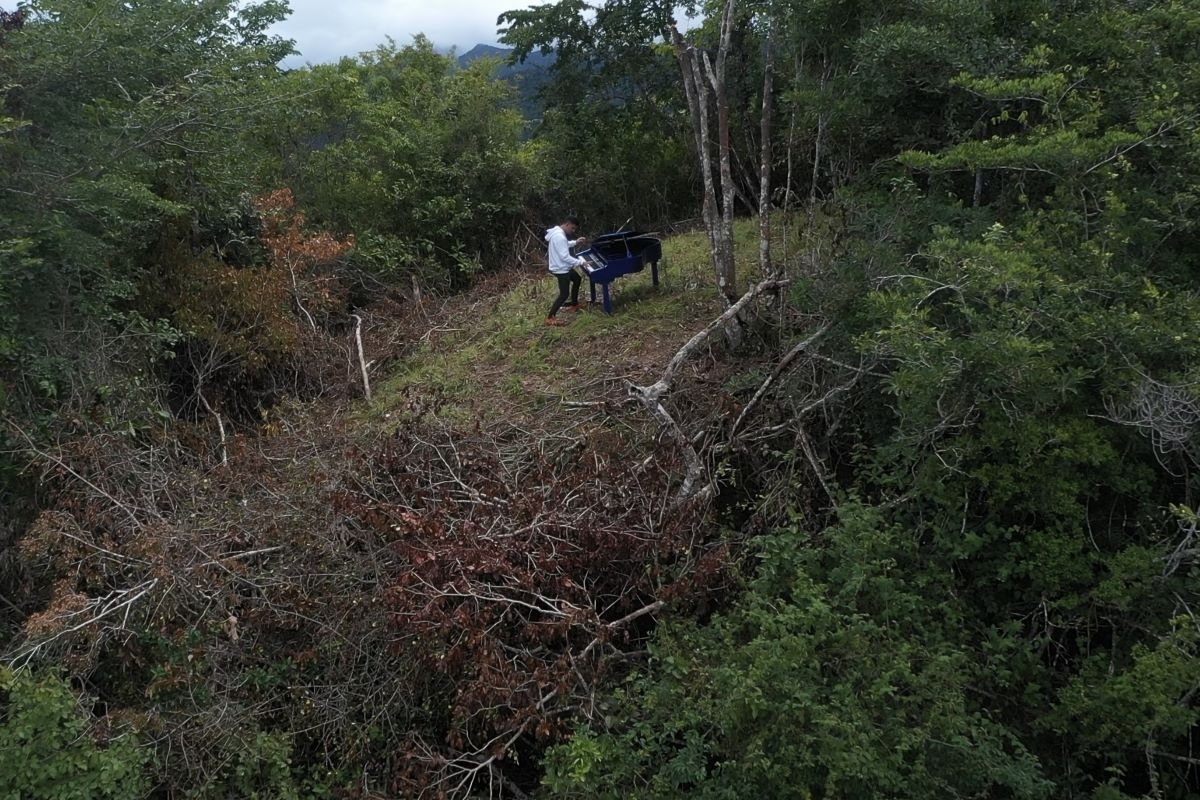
left=273, top=0, right=536, bottom=66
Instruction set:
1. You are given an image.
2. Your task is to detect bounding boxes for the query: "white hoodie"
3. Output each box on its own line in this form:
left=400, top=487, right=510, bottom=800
left=546, top=226, right=586, bottom=275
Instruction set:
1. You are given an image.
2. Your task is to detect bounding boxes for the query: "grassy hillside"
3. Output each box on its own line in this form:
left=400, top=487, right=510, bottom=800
left=372, top=221, right=775, bottom=431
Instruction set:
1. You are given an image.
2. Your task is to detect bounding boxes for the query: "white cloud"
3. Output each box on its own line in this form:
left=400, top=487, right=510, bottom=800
left=273, top=0, right=533, bottom=66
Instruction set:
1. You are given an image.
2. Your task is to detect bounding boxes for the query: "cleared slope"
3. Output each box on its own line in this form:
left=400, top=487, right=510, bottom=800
left=371, top=221, right=770, bottom=434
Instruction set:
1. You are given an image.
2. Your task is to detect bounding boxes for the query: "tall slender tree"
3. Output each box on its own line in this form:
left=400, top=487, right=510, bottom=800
left=668, top=0, right=739, bottom=303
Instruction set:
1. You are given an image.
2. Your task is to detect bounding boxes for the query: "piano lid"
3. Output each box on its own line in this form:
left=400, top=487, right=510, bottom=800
left=591, top=229, right=657, bottom=244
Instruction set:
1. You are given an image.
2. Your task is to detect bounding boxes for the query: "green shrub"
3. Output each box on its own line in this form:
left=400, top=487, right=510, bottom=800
left=0, top=667, right=147, bottom=800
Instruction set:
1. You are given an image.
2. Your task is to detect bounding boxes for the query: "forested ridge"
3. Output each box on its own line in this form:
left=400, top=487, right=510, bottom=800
left=2, top=0, right=1200, bottom=798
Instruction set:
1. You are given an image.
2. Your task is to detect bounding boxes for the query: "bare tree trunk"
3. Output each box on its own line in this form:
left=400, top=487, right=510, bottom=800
left=810, top=60, right=829, bottom=209
left=706, top=0, right=738, bottom=301
left=782, top=107, right=797, bottom=289
left=670, top=1, right=738, bottom=307
left=785, top=44, right=804, bottom=219
left=784, top=115, right=795, bottom=217
left=669, top=24, right=722, bottom=284
left=758, top=19, right=776, bottom=277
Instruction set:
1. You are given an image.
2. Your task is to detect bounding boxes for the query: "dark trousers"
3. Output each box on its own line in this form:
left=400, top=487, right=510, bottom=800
left=548, top=270, right=581, bottom=317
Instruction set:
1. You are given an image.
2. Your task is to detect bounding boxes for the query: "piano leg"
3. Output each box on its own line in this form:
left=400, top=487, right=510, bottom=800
left=651, top=260, right=660, bottom=288
left=589, top=279, right=597, bottom=305
left=602, top=283, right=613, bottom=315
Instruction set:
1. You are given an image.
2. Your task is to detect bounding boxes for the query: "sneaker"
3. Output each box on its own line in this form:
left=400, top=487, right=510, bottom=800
left=545, top=317, right=567, bottom=327
left=565, top=303, right=584, bottom=313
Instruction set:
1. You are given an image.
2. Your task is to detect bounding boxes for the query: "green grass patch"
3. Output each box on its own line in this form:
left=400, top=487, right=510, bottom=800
left=370, top=220, right=774, bottom=430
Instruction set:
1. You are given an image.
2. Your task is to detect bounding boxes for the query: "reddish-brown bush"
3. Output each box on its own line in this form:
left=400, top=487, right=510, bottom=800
left=11, top=403, right=727, bottom=797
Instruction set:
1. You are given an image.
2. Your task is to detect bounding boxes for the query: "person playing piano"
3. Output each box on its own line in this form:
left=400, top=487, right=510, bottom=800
left=544, top=215, right=589, bottom=327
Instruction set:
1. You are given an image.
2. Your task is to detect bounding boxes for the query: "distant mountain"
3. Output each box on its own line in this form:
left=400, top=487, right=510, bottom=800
left=458, top=44, right=510, bottom=64
left=458, top=44, right=556, bottom=123
left=458, top=43, right=555, bottom=71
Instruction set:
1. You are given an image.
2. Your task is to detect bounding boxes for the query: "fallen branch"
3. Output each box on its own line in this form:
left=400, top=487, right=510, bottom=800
left=11, top=579, right=159, bottom=668
left=634, top=277, right=788, bottom=405
left=629, top=277, right=787, bottom=500
left=578, top=600, right=665, bottom=661
left=730, top=323, right=831, bottom=437
left=6, top=420, right=145, bottom=531
left=193, top=545, right=286, bottom=570
left=441, top=719, right=533, bottom=799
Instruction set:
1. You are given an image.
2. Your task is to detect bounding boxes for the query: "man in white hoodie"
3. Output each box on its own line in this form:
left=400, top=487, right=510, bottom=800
left=545, top=215, right=588, bottom=327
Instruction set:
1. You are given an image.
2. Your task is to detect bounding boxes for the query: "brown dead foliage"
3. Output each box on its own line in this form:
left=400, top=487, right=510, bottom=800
left=10, top=379, right=728, bottom=798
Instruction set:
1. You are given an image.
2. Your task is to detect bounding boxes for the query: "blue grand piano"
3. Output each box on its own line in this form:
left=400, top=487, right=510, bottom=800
left=576, top=230, right=663, bottom=314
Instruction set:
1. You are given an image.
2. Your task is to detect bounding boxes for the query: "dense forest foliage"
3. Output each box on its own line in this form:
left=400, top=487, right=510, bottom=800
left=3, top=0, right=1200, bottom=797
